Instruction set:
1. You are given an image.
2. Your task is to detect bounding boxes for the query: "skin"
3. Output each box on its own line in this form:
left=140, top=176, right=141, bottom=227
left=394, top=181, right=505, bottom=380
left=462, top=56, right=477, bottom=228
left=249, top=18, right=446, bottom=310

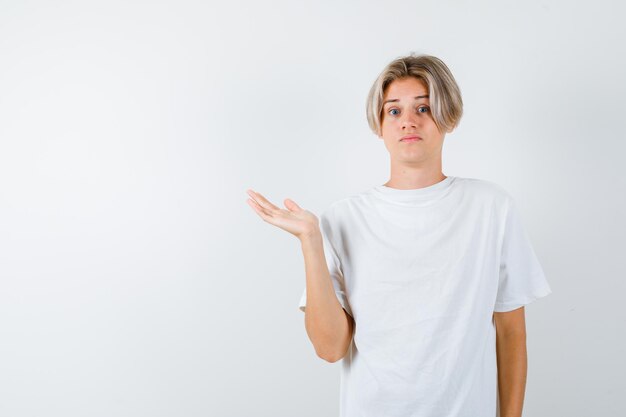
left=247, top=75, right=528, bottom=416
left=378, top=76, right=449, bottom=190
left=245, top=190, right=318, bottom=241
left=494, top=306, right=528, bottom=417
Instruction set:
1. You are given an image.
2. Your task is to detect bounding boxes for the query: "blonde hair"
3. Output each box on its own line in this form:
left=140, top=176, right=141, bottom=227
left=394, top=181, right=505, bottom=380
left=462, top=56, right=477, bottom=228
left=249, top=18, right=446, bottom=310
left=366, top=53, right=463, bottom=136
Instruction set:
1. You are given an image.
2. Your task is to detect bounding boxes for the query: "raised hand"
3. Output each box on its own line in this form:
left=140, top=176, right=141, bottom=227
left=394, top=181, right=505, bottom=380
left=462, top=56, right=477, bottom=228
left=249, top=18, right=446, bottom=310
left=246, top=189, right=320, bottom=240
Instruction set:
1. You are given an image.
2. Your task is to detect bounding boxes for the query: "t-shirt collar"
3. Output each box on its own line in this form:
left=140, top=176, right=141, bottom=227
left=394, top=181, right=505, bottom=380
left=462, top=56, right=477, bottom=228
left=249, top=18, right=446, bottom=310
left=371, top=176, right=456, bottom=206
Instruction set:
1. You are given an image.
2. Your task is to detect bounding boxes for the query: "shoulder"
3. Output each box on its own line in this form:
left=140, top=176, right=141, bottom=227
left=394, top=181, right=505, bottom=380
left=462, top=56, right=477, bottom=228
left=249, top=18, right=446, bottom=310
left=453, top=176, right=514, bottom=207
left=321, top=189, right=369, bottom=218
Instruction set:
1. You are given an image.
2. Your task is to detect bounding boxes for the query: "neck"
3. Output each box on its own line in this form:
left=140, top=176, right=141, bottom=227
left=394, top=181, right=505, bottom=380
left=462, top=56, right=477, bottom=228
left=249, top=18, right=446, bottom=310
left=384, top=161, right=446, bottom=190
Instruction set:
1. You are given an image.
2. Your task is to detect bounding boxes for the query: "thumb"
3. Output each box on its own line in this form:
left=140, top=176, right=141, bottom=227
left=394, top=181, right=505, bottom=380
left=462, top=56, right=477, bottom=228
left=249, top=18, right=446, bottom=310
left=284, top=198, right=302, bottom=212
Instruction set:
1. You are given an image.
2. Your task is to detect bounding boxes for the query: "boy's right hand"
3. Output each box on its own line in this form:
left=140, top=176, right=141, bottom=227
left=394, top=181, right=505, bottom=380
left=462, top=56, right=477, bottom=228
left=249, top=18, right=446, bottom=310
left=246, top=189, right=320, bottom=240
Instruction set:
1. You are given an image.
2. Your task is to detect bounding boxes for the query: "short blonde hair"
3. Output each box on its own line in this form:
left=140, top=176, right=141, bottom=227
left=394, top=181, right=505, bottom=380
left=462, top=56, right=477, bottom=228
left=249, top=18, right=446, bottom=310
left=366, top=53, right=463, bottom=136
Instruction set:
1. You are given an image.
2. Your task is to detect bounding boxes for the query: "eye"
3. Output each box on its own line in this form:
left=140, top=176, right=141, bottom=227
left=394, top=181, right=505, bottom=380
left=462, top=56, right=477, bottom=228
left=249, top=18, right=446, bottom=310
left=386, top=106, right=429, bottom=117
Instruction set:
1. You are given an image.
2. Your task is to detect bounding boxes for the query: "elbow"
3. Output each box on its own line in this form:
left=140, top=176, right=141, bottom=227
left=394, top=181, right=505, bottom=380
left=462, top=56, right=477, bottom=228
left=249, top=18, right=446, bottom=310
left=318, top=351, right=341, bottom=363
left=316, top=346, right=348, bottom=363
left=315, top=347, right=335, bottom=363
left=305, top=308, right=354, bottom=363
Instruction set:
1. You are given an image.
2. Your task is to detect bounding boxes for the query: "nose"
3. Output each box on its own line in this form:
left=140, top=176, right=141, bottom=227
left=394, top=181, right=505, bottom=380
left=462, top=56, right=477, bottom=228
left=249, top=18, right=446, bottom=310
left=400, top=111, right=419, bottom=129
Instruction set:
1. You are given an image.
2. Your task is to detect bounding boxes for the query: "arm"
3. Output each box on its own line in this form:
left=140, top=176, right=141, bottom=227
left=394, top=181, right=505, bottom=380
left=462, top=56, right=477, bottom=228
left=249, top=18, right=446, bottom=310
left=244, top=189, right=353, bottom=363
left=493, top=306, right=527, bottom=417
left=301, top=230, right=354, bottom=363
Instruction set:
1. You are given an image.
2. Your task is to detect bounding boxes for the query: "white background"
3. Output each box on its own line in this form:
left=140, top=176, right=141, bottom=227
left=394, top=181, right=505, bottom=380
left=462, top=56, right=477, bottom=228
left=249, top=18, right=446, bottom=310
left=1, top=0, right=624, bottom=416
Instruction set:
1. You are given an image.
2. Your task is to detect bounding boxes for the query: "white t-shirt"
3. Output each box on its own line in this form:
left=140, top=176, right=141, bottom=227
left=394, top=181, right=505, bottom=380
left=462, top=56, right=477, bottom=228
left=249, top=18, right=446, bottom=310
left=298, top=175, right=552, bottom=417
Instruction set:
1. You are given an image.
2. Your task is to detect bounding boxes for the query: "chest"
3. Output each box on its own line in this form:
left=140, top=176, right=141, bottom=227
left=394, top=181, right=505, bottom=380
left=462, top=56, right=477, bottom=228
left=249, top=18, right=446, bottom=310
left=334, top=201, right=502, bottom=325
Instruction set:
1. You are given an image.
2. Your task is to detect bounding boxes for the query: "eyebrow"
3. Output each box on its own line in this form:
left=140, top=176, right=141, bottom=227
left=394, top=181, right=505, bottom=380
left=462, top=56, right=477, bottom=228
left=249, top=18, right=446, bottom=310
left=383, top=95, right=429, bottom=105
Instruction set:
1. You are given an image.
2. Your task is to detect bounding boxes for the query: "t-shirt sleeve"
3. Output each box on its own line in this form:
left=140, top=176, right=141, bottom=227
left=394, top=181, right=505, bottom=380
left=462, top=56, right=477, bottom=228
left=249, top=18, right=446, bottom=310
left=298, top=210, right=353, bottom=318
left=494, top=196, right=553, bottom=312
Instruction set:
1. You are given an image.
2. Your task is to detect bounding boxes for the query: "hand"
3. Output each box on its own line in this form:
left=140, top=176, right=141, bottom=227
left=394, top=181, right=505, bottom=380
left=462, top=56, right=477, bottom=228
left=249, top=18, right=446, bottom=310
left=246, top=189, right=320, bottom=240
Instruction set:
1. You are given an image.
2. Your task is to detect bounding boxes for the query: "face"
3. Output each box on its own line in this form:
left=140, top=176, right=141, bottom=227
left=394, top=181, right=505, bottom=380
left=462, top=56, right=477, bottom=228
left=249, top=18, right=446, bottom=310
left=379, top=77, right=446, bottom=166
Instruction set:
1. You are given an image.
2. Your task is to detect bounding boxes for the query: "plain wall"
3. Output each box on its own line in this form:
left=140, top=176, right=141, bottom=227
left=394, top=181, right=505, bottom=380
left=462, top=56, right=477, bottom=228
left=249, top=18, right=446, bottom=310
left=0, top=0, right=624, bottom=416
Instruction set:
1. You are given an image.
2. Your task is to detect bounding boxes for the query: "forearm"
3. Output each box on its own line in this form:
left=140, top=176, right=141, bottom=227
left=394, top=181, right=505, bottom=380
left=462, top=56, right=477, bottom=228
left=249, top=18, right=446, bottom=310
left=300, top=231, right=352, bottom=362
left=496, top=333, right=527, bottom=417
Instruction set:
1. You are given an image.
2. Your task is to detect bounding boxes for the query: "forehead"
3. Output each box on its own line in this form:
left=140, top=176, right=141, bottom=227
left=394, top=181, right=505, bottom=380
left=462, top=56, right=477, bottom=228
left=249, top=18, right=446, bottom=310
left=383, top=77, right=428, bottom=102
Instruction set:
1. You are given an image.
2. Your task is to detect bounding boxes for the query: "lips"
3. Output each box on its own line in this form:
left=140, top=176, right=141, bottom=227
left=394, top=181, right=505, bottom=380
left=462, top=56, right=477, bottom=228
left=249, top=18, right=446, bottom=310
left=400, top=135, right=422, bottom=141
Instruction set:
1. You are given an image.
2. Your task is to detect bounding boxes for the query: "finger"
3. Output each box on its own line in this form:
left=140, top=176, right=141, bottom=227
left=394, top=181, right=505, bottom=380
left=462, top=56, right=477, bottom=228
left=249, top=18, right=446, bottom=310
left=284, top=198, right=302, bottom=212
left=247, top=198, right=273, bottom=220
left=246, top=189, right=280, bottom=212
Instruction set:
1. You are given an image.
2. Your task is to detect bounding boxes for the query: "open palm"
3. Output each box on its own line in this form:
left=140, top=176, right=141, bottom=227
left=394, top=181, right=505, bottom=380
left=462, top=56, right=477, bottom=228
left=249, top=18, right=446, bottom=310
left=246, top=189, right=319, bottom=239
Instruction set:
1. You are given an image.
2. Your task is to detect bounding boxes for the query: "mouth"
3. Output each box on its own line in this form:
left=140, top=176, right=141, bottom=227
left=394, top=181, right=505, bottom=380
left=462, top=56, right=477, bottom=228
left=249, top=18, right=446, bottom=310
left=400, top=135, right=422, bottom=142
